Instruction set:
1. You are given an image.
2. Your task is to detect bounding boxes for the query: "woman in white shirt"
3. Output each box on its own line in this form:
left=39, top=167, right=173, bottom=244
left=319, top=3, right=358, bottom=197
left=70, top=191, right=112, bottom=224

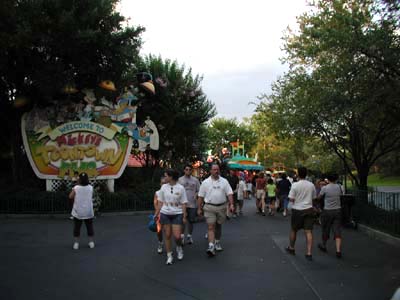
left=237, top=175, right=247, bottom=215
left=155, top=169, right=188, bottom=265
left=69, top=173, right=95, bottom=250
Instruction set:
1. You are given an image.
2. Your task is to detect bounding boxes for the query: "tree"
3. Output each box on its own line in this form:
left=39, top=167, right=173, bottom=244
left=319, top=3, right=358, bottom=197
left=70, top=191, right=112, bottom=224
left=0, top=0, right=144, bottom=184
left=259, top=0, right=400, bottom=189
left=249, top=107, right=341, bottom=175
left=131, top=55, right=216, bottom=167
left=206, top=117, right=257, bottom=159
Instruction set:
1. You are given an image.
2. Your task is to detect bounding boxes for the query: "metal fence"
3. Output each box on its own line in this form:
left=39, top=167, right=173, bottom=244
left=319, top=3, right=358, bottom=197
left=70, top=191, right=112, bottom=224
left=0, top=185, right=157, bottom=214
left=1, top=185, right=399, bottom=238
left=350, top=189, right=400, bottom=237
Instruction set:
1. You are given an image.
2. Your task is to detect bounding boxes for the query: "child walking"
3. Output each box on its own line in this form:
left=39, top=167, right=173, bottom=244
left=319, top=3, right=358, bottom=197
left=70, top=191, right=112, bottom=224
left=266, top=178, right=277, bottom=216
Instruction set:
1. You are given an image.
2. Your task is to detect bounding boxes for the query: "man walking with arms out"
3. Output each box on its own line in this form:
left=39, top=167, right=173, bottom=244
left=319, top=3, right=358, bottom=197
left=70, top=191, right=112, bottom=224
left=197, top=164, right=234, bottom=257
left=285, top=167, right=317, bottom=261
left=179, top=164, right=200, bottom=245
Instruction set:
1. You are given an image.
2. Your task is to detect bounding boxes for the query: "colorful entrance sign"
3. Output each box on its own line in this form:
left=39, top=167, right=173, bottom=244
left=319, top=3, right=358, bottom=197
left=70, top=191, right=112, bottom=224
left=22, top=117, right=132, bottom=179
left=21, top=84, right=159, bottom=180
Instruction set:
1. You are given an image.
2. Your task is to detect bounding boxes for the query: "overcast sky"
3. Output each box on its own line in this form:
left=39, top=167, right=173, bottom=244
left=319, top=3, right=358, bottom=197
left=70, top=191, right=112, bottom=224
left=118, top=0, right=310, bottom=121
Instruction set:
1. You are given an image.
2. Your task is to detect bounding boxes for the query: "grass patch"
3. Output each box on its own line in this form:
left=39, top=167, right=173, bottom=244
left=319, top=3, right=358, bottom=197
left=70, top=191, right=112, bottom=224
left=367, top=174, right=400, bottom=187
left=346, top=173, right=400, bottom=187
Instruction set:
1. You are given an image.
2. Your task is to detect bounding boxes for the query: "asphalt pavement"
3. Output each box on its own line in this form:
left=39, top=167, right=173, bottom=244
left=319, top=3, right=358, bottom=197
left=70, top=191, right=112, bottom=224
left=1, top=196, right=399, bottom=300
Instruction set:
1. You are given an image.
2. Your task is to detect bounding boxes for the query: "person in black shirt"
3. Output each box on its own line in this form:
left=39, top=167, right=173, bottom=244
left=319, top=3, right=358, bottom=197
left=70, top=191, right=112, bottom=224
left=276, top=173, right=292, bottom=217
left=226, top=170, right=239, bottom=218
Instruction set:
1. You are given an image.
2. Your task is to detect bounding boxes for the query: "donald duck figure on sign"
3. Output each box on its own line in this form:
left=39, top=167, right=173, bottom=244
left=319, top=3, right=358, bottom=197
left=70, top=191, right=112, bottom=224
left=110, top=86, right=138, bottom=123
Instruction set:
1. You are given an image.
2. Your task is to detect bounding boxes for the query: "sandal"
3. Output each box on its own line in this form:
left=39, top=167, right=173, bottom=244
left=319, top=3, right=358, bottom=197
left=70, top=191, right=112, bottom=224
left=305, top=254, right=313, bottom=261
left=285, top=246, right=295, bottom=255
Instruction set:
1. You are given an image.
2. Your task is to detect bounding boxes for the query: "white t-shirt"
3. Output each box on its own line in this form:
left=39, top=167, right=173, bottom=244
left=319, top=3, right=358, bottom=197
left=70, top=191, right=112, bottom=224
left=71, top=185, right=94, bottom=219
left=237, top=180, right=246, bottom=200
left=178, top=175, right=200, bottom=208
left=288, top=179, right=316, bottom=210
left=198, top=176, right=233, bottom=205
left=247, top=182, right=252, bottom=191
left=158, top=183, right=188, bottom=215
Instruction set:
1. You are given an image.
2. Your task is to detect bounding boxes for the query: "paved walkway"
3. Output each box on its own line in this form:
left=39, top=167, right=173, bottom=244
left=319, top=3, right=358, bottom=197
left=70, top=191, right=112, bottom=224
left=1, top=197, right=399, bottom=300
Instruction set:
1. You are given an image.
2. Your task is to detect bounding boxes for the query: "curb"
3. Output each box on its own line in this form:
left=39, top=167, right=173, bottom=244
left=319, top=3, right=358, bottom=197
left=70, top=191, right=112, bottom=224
left=358, top=224, right=400, bottom=248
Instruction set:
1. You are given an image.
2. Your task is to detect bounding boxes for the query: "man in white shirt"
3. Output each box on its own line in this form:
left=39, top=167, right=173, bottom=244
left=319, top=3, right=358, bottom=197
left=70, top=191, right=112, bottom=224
left=285, top=167, right=317, bottom=261
left=197, top=164, right=234, bottom=257
left=178, top=164, right=200, bottom=245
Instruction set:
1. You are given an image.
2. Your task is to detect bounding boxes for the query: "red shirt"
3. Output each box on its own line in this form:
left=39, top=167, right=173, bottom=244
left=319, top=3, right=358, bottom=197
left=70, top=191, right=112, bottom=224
left=256, top=177, right=267, bottom=190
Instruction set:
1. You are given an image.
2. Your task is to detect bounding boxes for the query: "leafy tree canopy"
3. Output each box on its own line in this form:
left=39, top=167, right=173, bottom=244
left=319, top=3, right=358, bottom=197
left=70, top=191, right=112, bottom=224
left=248, top=110, right=341, bottom=175
left=132, top=55, right=216, bottom=166
left=206, top=117, right=257, bottom=159
left=259, top=0, right=400, bottom=188
left=0, top=0, right=144, bottom=105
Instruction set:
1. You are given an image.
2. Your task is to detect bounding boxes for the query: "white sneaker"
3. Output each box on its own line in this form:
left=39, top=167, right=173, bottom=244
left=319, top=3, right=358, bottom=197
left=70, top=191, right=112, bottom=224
left=88, top=241, right=95, bottom=249
left=72, top=242, right=79, bottom=250
left=207, top=243, right=216, bottom=257
left=157, top=242, right=163, bottom=254
left=283, top=211, right=287, bottom=217
left=186, top=235, right=193, bottom=245
left=215, top=241, right=223, bottom=252
left=166, top=253, right=173, bottom=265
left=176, top=246, right=184, bottom=260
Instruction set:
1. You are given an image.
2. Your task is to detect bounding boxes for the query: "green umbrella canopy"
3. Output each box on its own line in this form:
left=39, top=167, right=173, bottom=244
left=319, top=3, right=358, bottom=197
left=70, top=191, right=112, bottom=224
left=227, top=154, right=264, bottom=171
left=227, top=162, right=264, bottom=171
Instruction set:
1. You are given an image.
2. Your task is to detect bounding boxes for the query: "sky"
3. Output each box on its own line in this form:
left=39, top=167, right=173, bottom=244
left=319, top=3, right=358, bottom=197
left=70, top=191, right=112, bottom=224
left=118, top=0, right=310, bottom=121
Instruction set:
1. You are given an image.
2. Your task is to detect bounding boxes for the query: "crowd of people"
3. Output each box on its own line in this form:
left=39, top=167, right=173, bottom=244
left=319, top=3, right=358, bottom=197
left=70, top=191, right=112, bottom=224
left=67, top=164, right=346, bottom=265
left=149, top=164, right=346, bottom=265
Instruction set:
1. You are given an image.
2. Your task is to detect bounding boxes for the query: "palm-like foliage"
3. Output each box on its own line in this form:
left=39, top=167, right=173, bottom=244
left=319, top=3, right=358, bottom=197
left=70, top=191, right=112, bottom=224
left=132, top=55, right=216, bottom=165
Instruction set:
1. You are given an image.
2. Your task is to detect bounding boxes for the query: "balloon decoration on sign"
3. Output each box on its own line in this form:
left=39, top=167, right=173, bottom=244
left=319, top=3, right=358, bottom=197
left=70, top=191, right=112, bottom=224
left=137, top=72, right=156, bottom=95
left=99, top=80, right=117, bottom=92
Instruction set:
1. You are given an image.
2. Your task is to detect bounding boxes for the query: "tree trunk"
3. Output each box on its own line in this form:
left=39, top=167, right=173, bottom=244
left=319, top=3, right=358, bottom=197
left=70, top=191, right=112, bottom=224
left=357, top=163, right=369, bottom=191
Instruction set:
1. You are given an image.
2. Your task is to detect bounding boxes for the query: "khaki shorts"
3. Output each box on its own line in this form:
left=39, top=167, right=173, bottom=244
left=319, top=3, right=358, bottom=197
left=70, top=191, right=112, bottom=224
left=203, top=203, right=227, bottom=225
left=256, top=189, right=266, bottom=200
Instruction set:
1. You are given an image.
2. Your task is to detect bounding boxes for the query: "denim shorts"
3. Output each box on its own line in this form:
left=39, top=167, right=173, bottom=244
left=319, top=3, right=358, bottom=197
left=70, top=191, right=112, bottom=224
left=160, top=213, right=183, bottom=225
